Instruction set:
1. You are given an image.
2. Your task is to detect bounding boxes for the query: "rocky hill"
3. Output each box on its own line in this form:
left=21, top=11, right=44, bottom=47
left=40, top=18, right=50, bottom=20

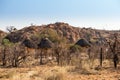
left=3, top=22, right=120, bottom=45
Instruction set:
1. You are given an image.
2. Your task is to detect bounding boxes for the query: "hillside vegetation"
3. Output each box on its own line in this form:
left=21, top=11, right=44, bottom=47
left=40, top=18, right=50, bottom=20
left=4, top=22, right=120, bottom=44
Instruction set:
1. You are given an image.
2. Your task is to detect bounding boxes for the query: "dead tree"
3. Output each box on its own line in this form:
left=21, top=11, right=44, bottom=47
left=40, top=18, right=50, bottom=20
left=54, top=44, right=68, bottom=66
left=11, top=44, right=27, bottom=67
left=54, top=46, right=62, bottom=65
left=6, top=26, right=17, bottom=33
left=0, top=44, right=27, bottom=67
left=1, top=46, right=7, bottom=66
left=107, top=33, right=119, bottom=69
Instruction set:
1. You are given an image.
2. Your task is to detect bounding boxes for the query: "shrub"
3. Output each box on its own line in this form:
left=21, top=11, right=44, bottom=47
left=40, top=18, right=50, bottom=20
left=39, top=28, right=60, bottom=43
left=2, top=38, right=14, bottom=46
left=70, top=45, right=83, bottom=53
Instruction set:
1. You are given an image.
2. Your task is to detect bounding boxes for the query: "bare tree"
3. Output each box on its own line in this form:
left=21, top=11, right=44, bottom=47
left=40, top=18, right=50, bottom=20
left=54, top=45, right=62, bottom=65
left=0, top=41, right=28, bottom=67
left=107, top=33, right=119, bottom=69
left=10, top=43, right=28, bottom=67
left=6, top=26, right=17, bottom=33
left=1, top=46, right=7, bottom=66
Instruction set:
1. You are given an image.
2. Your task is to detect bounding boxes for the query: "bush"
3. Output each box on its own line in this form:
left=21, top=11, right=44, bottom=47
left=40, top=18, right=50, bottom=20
left=70, top=45, right=83, bottom=53
left=39, top=28, right=60, bottom=43
left=2, top=38, right=14, bottom=46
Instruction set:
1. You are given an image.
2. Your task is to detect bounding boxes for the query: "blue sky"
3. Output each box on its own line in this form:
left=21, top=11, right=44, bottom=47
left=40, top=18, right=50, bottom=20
left=0, top=0, right=120, bottom=31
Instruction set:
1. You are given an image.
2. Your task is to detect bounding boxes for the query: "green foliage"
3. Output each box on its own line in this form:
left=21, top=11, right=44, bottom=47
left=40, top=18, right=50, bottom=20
left=70, top=44, right=83, bottom=53
left=2, top=38, right=14, bottom=46
left=39, top=28, right=61, bottom=43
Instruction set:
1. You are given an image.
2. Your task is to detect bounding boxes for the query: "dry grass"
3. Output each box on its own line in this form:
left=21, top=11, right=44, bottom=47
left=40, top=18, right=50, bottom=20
left=0, top=59, right=120, bottom=80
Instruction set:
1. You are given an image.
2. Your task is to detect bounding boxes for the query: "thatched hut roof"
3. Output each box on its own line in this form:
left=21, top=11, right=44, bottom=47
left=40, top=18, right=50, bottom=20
left=38, top=38, right=53, bottom=49
left=23, top=39, right=37, bottom=48
left=75, top=38, right=91, bottom=47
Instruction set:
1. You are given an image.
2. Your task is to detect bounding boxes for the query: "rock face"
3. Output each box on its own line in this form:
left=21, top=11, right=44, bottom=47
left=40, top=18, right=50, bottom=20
left=4, top=22, right=120, bottom=46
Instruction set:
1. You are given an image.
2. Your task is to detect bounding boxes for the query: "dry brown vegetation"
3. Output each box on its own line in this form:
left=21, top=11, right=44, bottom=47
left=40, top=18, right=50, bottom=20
left=0, top=60, right=120, bottom=80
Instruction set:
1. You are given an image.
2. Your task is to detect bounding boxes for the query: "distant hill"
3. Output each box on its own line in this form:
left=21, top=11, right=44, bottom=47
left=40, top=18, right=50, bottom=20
left=3, top=22, right=120, bottom=46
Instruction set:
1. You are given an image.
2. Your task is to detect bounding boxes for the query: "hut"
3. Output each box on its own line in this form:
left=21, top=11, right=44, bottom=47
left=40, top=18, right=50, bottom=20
left=75, top=38, right=91, bottom=47
left=38, top=38, right=53, bottom=49
left=22, top=38, right=38, bottom=59
left=38, top=38, right=54, bottom=64
left=23, top=39, right=37, bottom=48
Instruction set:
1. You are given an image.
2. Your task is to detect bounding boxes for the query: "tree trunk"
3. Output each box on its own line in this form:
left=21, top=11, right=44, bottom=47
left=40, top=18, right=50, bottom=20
left=67, top=52, right=71, bottom=65
left=113, top=54, right=118, bottom=69
left=88, top=48, right=91, bottom=59
left=40, top=50, right=43, bottom=65
left=100, top=48, right=103, bottom=67
left=57, top=53, right=60, bottom=65
left=2, top=47, right=6, bottom=66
